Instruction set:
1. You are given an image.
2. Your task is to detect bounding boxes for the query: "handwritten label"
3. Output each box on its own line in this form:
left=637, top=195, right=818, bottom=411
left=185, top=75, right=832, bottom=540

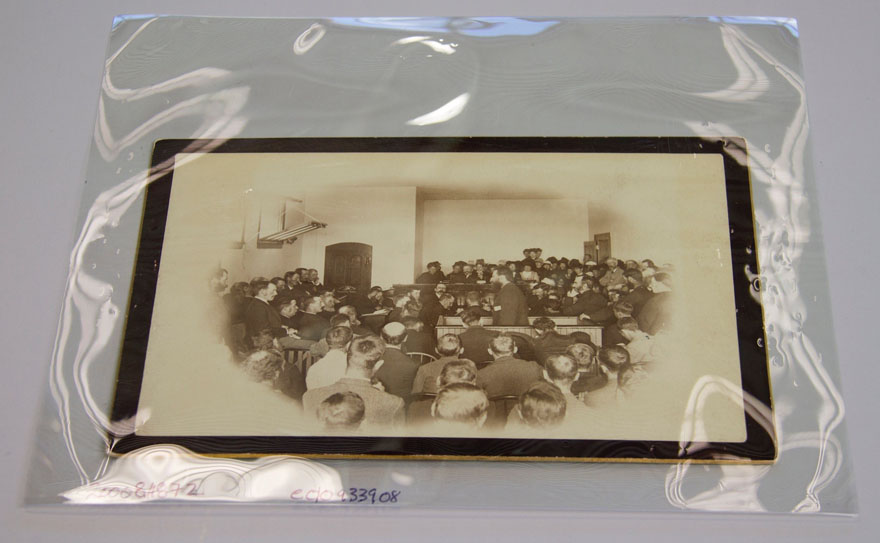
left=290, top=487, right=401, bottom=504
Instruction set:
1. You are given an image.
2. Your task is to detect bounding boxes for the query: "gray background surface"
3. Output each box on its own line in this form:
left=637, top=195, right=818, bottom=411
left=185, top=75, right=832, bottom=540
left=1, top=1, right=877, bottom=541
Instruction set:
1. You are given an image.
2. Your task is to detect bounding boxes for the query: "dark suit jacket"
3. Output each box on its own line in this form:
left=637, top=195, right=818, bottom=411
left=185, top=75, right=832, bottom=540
left=637, top=291, right=672, bottom=335
left=347, top=293, right=378, bottom=316
left=561, top=291, right=608, bottom=318
left=403, top=330, right=434, bottom=355
left=296, top=312, right=331, bottom=342
left=420, top=300, right=446, bottom=330
left=275, top=361, right=307, bottom=402
left=602, top=322, right=627, bottom=347
left=623, top=286, right=653, bottom=317
left=476, top=356, right=543, bottom=398
left=533, top=332, right=578, bottom=364
left=243, top=298, right=286, bottom=339
left=374, top=347, right=419, bottom=402
left=493, top=283, right=529, bottom=325
left=415, top=271, right=444, bottom=284
left=459, top=326, right=499, bottom=364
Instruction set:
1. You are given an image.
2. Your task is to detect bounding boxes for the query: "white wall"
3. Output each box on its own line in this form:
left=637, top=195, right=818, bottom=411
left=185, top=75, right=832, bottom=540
left=298, top=186, right=417, bottom=288
left=420, top=199, right=589, bottom=270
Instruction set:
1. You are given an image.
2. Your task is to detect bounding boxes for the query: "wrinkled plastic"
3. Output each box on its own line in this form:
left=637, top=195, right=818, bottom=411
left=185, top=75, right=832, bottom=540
left=24, top=16, right=856, bottom=514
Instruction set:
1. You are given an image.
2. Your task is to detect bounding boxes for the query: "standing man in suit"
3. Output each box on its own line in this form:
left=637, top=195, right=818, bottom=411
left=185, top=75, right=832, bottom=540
left=458, top=308, right=498, bottom=365
left=302, top=336, right=405, bottom=429
left=491, top=267, right=529, bottom=326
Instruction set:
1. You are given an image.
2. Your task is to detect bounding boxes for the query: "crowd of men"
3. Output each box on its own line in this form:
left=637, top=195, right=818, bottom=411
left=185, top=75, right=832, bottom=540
left=206, top=248, right=673, bottom=435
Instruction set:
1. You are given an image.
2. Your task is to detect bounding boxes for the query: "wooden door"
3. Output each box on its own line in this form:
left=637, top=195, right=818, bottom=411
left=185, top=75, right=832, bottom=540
left=594, top=233, right=611, bottom=262
left=324, top=243, right=373, bottom=292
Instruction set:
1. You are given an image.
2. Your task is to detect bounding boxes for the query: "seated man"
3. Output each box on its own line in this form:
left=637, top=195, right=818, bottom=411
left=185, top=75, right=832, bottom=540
left=527, top=285, right=551, bottom=316
left=531, top=316, right=578, bottom=365
left=421, top=292, right=455, bottom=333
left=337, top=305, right=374, bottom=336
left=317, top=391, right=366, bottom=432
left=459, top=291, right=490, bottom=317
left=302, top=336, right=405, bottom=428
left=296, top=296, right=331, bottom=341
left=430, top=382, right=490, bottom=432
left=408, top=359, right=479, bottom=425
left=458, top=308, right=499, bottom=365
left=415, top=261, right=445, bottom=284
left=567, top=343, right=609, bottom=398
left=317, top=291, right=339, bottom=320
left=240, top=347, right=306, bottom=403
left=308, top=314, right=352, bottom=359
left=476, top=334, right=543, bottom=399
left=618, top=316, right=656, bottom=365
left=374, top=322, right=419, bottom=402
left=411, top=334, right=464, bottom=394
left=602, top=301, right=634, bottom=347
left=347, top=286, right=388, bottom=317
left=243, top=280, right=293, bottom=341
left=506, top=381, right=567, bottom=431
left=638, top=273, right=673, bottom=335
left=599, top=258, right=627, bottom=291
left=401, top=317, right=434, bottom=355
left=541, top=354, right=592, bottom=423
left=459, top=263, right=478, bottom=284
left=595, top=345, right=645, bottom=403
left=306, top=325, right=354, bottom=390
left=446, top=261, right=468, bottom=283
left=622, top=269, right=652, bottom=317
left=561, top=280, right=609, bottom=321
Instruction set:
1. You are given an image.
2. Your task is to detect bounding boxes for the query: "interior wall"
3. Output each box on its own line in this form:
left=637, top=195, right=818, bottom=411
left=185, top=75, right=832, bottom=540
left=587, top=195, right=678, bottom=265
left=297, top=186, right=417, bottom=289
left=420, top=199, right=589, bottom=271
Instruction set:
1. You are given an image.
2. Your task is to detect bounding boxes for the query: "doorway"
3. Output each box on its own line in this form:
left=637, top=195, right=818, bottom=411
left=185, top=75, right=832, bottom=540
left=594, top=233, right=611, bottom=262
left=324, top=242, right=373, bottom=292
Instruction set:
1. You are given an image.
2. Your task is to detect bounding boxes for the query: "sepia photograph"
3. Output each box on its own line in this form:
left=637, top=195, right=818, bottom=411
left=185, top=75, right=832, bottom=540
left=111, top=137, right=774, bottom=462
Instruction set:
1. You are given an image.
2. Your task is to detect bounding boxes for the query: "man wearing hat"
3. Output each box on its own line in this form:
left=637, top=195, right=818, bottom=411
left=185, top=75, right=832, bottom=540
left=416, top=262, right=445, bottom=284
left=447, top=261, right=469, bottom=283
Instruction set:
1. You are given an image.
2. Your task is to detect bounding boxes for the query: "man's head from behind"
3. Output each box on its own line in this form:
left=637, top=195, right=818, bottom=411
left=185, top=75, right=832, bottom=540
left=532, top=316, right=556, bottom=335
left=431, top=383, right=489, bottom=428
left=617, top=317, right=642, bottom=341
left=437, top=359, right=478, bottom=389
left=598, top=345, right=631, bottom=373
left=436, top=334, right=463, bottom=358
left=518, top=381, right=567, bottom=428
left=492, top=267, right=514, bottom=284
left=326, top=325, right=354, bottom=350
left=317, top=392, right=366, bottom=431
left=346, top=336, right=386, bottom=376
left=380, top=322, right=407, bottom=347
left=543, top=354, right=579, bottom=391
left=488, top=334, right=517, bottom=359
left=241, top=350, right=283, bottom=384
left=460, top=307, right=484, bottom=327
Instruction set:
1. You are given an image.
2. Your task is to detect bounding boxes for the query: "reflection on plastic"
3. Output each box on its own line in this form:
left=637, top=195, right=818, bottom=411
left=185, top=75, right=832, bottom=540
left=406, top=92, right=470, bottom=126
left=61, top=444, right=345, bottom=504
left=674, top=22, right=847, bottom=513
left=331, top=17, right=558, bottom=37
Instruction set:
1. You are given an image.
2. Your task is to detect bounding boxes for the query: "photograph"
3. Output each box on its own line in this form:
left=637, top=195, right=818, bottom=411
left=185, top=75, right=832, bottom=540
left=111, top=137, right=774, bottom=461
